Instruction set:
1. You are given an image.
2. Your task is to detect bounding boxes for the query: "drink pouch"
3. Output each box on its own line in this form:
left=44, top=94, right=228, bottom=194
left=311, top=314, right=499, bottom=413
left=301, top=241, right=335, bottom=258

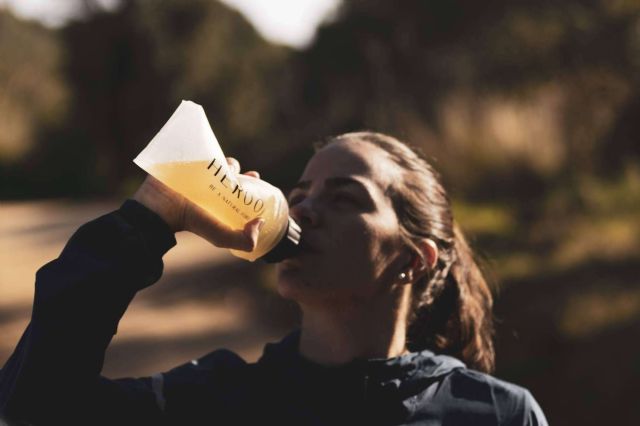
left=134, top=100, right=299, bottom=262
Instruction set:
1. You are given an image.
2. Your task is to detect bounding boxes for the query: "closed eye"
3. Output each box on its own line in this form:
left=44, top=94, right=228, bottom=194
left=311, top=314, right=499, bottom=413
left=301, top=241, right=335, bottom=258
left=288, top=193, right=305, bottom=206
left=333, top=192, right=359, bottom=205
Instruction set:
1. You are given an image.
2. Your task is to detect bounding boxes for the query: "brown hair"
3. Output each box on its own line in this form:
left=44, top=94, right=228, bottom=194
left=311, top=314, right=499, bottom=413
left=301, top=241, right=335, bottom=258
left=323, top=132, right=496, bottom=373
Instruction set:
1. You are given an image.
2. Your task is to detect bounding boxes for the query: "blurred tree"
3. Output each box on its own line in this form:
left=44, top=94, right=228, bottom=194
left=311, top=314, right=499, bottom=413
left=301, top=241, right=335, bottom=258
left=277, top=0, right=640, bottom=205
left=135, top=0, right=290, bottom=175
left=1, top=0, right=290, bottom=198
left=2, top=0, right=640, bottom=204
left=58, top=0, right=290, bottom=196
left=0, top=10, right=69, bottom=197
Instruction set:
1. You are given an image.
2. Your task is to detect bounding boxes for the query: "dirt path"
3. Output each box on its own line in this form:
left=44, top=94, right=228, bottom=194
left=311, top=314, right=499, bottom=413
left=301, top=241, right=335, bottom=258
left=0, top=200, right=295, bottom=378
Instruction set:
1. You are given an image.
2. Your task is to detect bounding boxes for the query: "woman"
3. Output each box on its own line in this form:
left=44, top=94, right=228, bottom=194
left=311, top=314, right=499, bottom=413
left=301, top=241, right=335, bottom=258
left=0, top=132, right=547, bottom=425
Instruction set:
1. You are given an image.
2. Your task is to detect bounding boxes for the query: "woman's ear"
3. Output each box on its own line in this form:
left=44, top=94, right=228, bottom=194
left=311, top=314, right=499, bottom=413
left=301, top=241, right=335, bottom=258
left=411, top=238, right=438, bottom=278
left=396, top=239, right=439, bottom=285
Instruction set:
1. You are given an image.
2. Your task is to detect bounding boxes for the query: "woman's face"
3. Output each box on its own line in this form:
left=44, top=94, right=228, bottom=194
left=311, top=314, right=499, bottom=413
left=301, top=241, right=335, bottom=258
left=276, top=139, right=410, bottom=306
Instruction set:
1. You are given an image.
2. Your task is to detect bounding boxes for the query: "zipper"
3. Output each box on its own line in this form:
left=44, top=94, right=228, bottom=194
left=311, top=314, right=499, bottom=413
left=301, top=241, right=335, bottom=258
left=363, top=373, right=369, bottom=403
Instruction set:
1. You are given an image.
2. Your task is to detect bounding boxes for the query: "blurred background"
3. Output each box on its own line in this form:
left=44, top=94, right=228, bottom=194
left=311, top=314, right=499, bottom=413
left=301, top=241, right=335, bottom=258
left=1, top=0, right=639, bottom=423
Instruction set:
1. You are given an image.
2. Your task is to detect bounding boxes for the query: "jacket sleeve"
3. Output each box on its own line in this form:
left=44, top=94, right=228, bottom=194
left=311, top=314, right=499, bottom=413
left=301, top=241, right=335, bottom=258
left=0, top=200, right=177, bottom=425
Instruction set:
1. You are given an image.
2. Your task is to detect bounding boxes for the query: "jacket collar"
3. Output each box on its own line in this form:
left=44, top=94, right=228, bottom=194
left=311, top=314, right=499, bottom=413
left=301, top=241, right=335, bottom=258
left=256, top=330, right=467, bottom=423
left=258, top=329, right=466, bottom=385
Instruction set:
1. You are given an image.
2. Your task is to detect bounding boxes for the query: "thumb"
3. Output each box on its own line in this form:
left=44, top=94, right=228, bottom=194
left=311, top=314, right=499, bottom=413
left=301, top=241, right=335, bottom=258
left=243, top=218, right=265, bottom=252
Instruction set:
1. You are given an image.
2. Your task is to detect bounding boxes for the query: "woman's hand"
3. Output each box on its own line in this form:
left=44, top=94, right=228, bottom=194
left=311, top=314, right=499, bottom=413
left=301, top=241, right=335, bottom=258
left=132, top=158, right=264, bottom=252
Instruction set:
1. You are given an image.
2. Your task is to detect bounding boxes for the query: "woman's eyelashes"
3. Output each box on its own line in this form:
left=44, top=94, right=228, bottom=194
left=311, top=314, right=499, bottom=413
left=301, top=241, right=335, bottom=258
left=332, top=192, right=359, bottom=206
left=288, top=193, right=305, bottom=206
left=288, top=191, right=360, bottom=208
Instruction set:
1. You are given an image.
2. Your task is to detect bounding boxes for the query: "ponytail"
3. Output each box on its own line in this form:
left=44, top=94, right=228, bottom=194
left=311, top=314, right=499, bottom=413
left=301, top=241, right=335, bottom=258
left=452, top=224, right=495, bottom=373
left=405, top=222, right=495, bottom=373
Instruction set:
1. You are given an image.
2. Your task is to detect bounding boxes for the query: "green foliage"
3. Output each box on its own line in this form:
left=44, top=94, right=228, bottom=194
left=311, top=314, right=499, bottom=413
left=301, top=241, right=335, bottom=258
left=3, top=0, right=640, bottom=200
left=0, top=10, right=68, bottom=162
left=1, top=0, right=291, bottom=197
left=280, top=0, right=640, bottom=198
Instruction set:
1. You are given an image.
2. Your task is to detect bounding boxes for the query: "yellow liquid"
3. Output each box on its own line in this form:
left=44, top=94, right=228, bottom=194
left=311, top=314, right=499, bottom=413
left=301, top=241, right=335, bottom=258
left=146, top=160, right=289, bottom=261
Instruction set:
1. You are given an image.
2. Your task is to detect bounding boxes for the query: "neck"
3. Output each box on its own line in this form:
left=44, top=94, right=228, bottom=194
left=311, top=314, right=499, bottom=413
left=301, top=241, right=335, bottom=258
left=298, top=285, right=412, bottom=366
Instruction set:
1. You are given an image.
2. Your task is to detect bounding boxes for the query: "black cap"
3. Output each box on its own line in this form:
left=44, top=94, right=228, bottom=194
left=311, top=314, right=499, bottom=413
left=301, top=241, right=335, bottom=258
left=260, top=216, right=302, bottom=263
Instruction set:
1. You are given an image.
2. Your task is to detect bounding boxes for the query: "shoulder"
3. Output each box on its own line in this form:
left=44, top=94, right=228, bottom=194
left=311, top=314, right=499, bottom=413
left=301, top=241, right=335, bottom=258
left=445, top=369, right=548, bottom=426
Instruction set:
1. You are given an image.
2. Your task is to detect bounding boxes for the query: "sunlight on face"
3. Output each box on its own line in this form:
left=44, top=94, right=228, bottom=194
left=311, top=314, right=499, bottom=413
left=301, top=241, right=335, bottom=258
left=276, top=139, right=407, bottom=307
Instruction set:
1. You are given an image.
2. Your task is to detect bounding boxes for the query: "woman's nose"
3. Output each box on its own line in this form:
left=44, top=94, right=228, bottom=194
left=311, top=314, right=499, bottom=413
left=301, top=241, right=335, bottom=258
left=289, top=198, right=320, bottom=228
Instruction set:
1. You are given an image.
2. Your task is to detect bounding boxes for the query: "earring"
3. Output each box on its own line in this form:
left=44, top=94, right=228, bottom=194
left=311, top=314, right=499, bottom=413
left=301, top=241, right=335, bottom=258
left=398, top=272, right=407, bottom=280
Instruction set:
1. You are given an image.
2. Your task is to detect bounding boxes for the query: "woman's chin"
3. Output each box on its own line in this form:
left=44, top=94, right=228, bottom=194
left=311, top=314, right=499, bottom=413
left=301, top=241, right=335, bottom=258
left=276, top=265, right=317, bottom=302
left=276, top=270, right=304, bottom=299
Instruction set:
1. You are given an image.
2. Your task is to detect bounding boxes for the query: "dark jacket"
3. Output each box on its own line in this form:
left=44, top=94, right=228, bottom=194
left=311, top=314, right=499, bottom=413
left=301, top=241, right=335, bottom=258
left=0, top=200, right=548, bottom=425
